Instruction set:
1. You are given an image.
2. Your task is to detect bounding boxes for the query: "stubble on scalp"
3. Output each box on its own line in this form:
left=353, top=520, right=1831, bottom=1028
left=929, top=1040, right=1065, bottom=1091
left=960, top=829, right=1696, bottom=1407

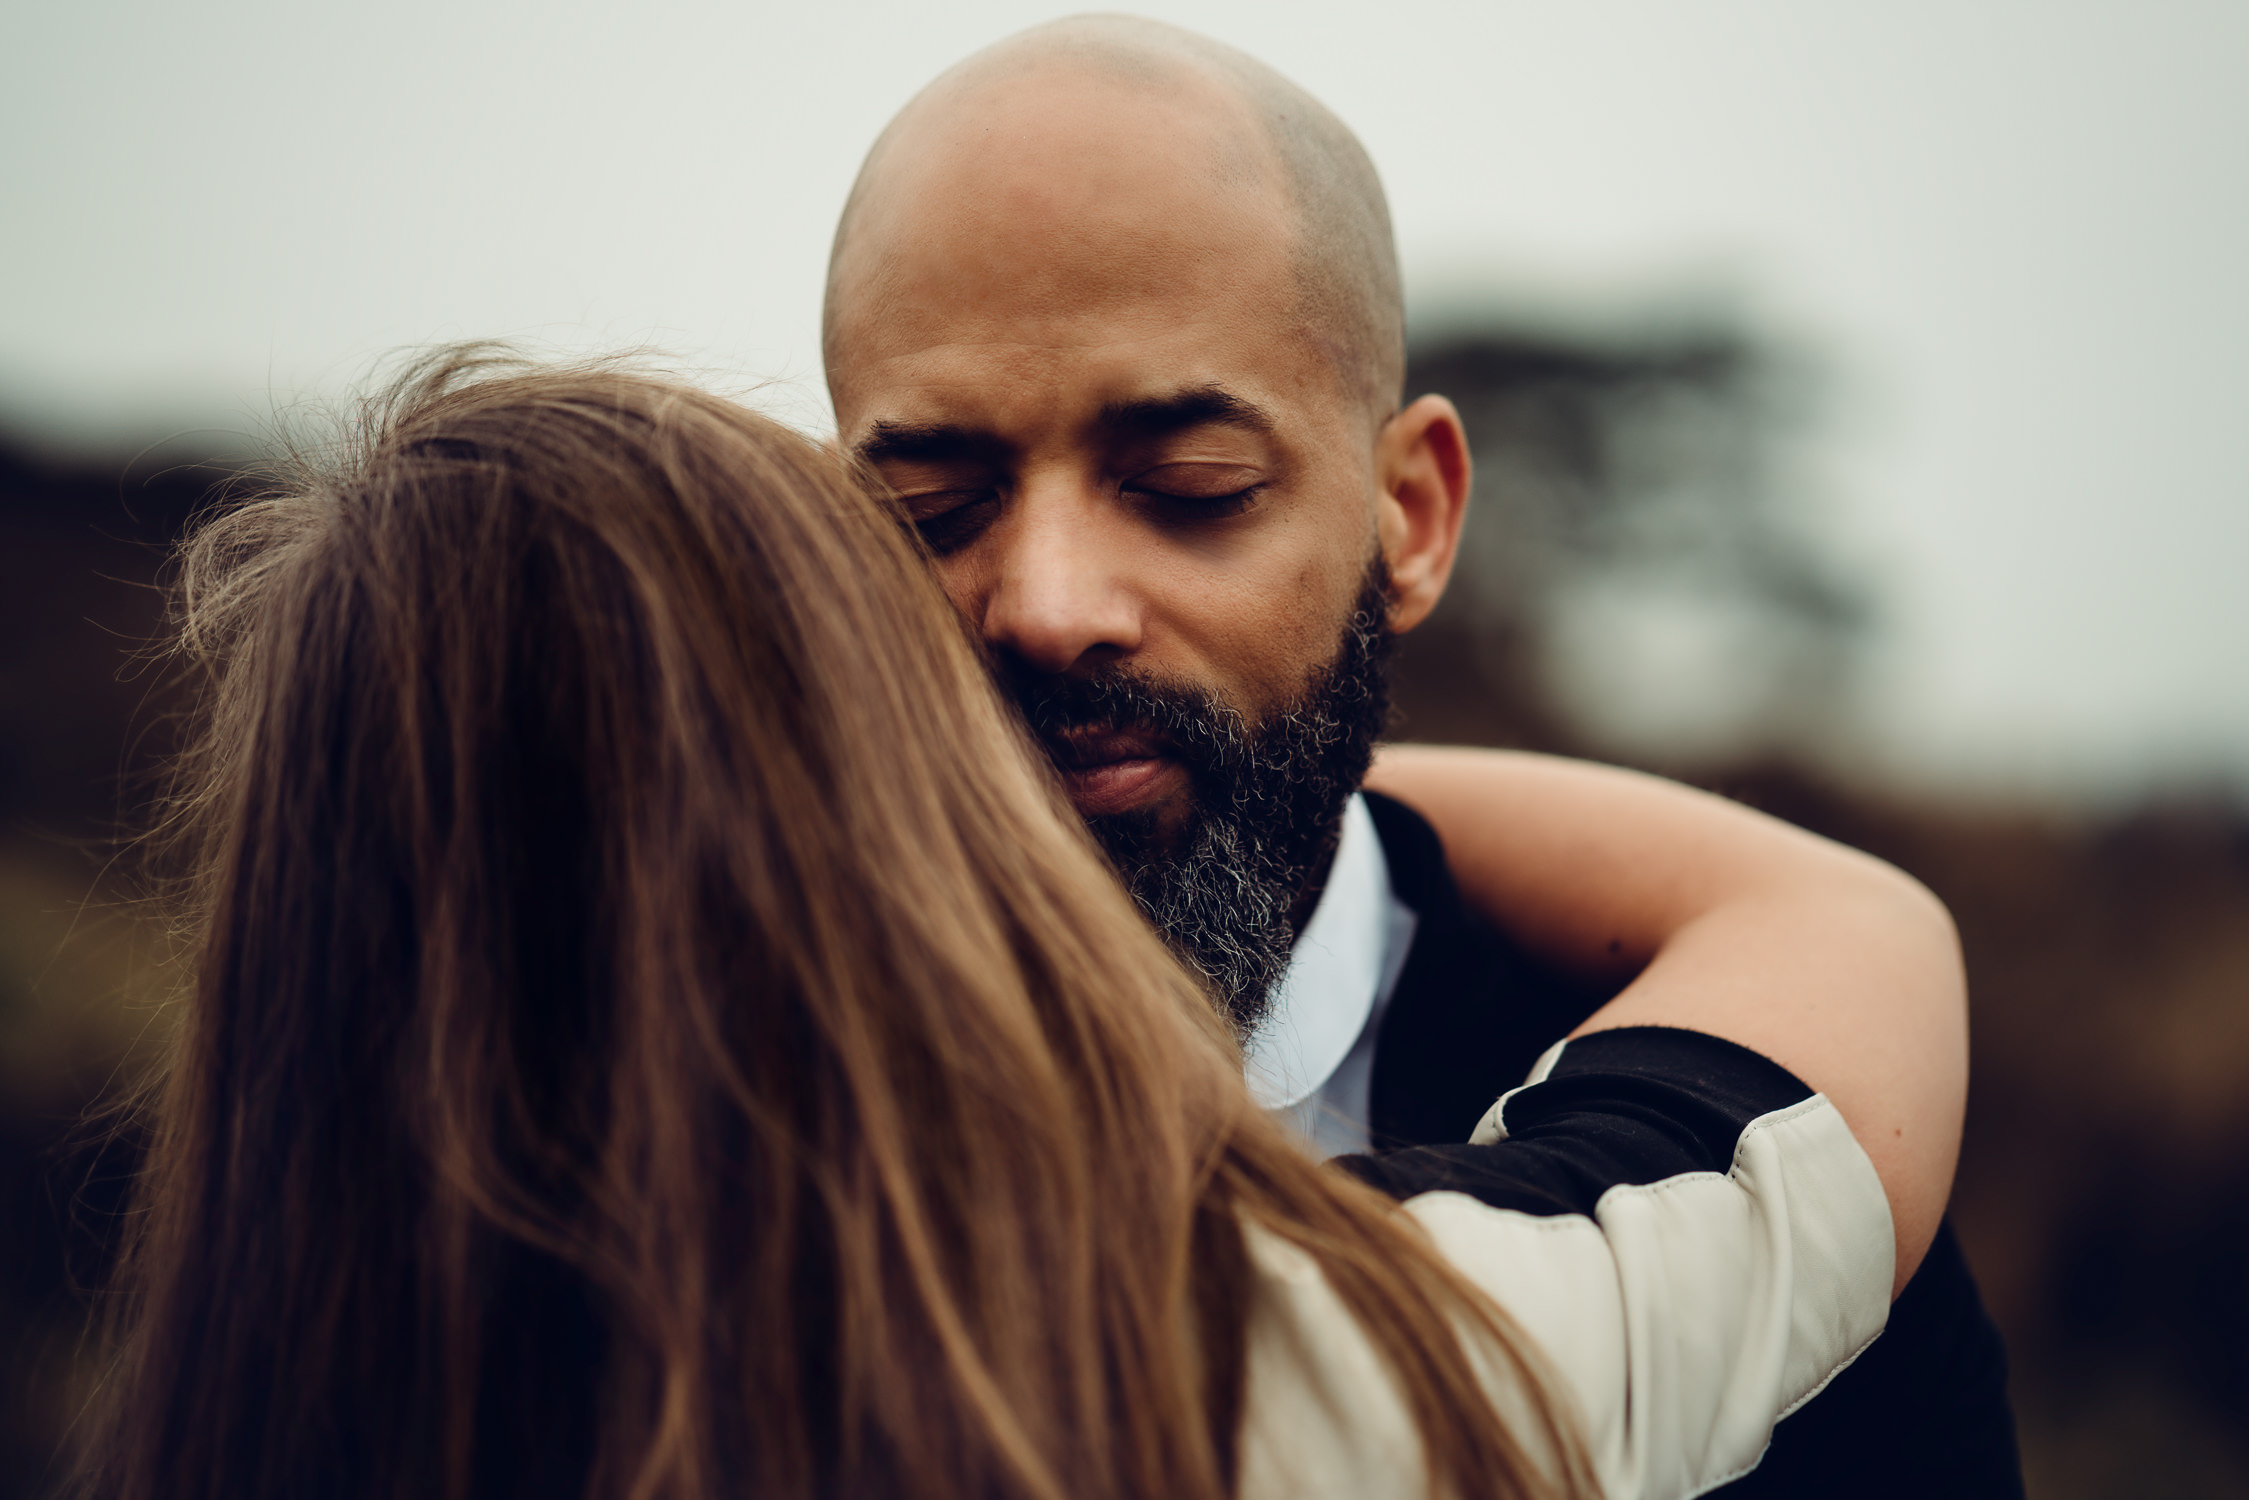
left=823, top=14, right=1408, bottom=426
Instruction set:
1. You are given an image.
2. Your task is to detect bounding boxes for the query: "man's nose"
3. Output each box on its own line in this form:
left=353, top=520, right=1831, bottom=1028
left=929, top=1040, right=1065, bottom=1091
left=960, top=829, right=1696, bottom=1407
left=977, top=488, right=1144, bottom=676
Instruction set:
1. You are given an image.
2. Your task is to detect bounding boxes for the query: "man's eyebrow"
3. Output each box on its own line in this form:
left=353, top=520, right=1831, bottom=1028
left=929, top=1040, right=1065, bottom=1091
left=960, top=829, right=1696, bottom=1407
left=854, top=386, right=1274, bottom=464
left=1098, top=385, right=1278, bottom=440
left=854, top=421, right=1008, bottom=466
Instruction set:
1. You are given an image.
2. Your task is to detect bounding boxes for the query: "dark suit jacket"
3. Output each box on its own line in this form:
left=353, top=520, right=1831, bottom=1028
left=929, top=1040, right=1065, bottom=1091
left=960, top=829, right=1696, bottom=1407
left=1358, top=789, right=2024, bottom=1499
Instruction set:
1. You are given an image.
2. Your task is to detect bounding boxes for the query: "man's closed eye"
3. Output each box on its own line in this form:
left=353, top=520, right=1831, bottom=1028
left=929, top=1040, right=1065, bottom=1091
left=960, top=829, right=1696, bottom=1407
left=908, top=492, right=1002, bottom=555
left=1124, top=463, right=1266, bottom=522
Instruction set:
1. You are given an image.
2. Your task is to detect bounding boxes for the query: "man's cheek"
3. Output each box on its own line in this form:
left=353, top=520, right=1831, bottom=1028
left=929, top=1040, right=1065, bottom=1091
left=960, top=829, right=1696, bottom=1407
left=1231, top=624, right=1334, bottom=715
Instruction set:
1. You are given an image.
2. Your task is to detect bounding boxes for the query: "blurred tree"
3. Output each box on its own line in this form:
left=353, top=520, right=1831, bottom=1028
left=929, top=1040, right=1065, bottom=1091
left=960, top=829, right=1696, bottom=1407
left=0, top=445, right=205, bottom=1500
left=1396, top=324, right=1869, bottom=772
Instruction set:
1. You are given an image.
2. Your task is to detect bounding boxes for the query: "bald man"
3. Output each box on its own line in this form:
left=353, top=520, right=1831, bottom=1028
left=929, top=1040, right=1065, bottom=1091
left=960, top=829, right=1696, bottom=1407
left=826, top=17, right=1431, bottom=1063
left=824, top=17, right=2019, bottom=1497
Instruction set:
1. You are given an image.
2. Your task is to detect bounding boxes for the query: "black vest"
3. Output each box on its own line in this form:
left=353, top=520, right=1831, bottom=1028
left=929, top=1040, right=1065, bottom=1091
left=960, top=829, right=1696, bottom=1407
left=1361, top=789, right=2025, bottom=1499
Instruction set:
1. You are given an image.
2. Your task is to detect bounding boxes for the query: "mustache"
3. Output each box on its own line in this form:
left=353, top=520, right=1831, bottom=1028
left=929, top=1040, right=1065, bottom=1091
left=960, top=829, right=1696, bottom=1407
left=1001, top=664, right=1252, bottom=775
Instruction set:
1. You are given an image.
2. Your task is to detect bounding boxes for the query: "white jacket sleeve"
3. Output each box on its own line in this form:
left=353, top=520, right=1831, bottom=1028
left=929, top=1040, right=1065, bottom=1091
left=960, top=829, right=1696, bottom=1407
left=1237, top=1027, right=1893, bottom=1500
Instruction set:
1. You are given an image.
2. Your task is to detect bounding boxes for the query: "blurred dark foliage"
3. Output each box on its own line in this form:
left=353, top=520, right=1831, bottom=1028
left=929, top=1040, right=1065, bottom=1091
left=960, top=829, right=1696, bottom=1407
left=0, top=446, right=208, bottom=1497
left=0, top=332, right=2243, bottom=1497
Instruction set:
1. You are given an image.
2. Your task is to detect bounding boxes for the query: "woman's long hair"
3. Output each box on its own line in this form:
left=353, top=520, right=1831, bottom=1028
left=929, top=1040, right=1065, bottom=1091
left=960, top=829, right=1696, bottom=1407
left=82, top=352, right=1590, bottom=1500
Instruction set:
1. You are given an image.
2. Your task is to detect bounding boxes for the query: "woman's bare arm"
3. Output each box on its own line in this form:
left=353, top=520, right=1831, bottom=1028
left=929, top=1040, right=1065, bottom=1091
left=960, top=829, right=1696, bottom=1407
left=1363, top=745, right=1967, bottom=1294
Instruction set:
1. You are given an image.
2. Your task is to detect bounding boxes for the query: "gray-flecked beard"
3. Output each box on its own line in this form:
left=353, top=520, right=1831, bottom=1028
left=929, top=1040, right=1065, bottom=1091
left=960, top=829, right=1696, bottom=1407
left=1004, top=559, right=1394, bottom=1042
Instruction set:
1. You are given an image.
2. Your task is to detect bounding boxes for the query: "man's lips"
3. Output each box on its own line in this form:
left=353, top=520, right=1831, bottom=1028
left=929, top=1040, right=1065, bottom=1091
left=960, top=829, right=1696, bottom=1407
left=1045, top=726, right=1186, bottom=819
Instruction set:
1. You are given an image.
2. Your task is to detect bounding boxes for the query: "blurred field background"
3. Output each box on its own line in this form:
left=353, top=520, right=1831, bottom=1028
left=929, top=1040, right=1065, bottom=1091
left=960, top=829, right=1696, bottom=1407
left=5, top=2, right=2246, bottom=1495
left=5, top=321, right=2246, bottom=1496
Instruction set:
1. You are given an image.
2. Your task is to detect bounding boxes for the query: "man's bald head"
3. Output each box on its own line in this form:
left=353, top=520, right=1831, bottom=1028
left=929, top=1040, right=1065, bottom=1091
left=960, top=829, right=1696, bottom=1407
left=824, top=14, right=1404, bottom=421
left=822, top=20, right=1476, bottom=1022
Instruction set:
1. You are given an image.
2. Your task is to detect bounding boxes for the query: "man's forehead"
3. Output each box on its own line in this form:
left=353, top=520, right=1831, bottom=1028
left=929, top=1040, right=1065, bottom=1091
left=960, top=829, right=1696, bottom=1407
left=833, top=166, right=1294, bottom=348
left=828, top=175, right=1320, bottom=445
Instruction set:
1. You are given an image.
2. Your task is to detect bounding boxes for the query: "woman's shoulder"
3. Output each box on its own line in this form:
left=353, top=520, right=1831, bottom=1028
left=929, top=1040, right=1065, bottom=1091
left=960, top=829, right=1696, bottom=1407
left=1233, top=1221, right=1448, bottom=1500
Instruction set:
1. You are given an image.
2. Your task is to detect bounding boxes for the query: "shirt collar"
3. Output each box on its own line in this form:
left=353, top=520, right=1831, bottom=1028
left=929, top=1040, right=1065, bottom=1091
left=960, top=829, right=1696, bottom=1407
left=1242, top=794, right=1397, bottom=1110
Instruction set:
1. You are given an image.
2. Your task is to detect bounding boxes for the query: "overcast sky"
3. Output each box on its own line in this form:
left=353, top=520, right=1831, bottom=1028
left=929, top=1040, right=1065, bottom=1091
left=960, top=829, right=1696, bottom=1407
left=6, top=0, right=2246, bottom=807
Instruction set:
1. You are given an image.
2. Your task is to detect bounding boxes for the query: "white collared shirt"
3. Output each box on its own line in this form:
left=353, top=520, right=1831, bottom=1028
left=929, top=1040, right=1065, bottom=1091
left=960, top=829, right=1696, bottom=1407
left=1242, top=794, right=1418, bottom=1157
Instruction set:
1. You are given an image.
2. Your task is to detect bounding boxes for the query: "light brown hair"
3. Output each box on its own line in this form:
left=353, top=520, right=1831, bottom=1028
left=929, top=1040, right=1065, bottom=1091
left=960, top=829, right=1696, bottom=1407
left=81, top=351, right=1588, bottom=1500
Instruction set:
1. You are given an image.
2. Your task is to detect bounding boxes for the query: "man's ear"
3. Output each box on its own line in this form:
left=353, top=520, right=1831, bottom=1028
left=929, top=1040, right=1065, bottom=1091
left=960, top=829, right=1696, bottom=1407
left=1374, top=394, right=1471, bottom=634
